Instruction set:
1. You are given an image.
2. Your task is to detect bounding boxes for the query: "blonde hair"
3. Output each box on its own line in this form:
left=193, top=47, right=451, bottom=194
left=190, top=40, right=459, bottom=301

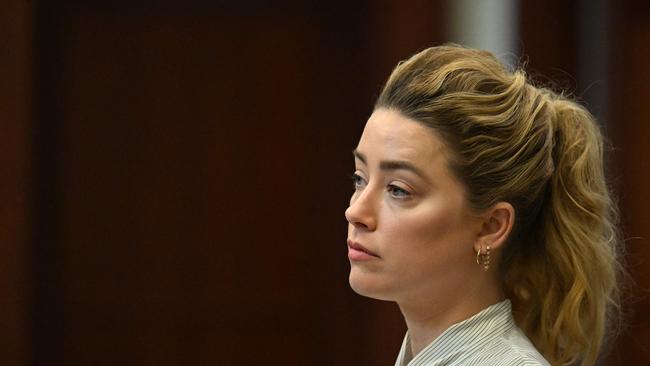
left=376, top=44, right=623, bottom=365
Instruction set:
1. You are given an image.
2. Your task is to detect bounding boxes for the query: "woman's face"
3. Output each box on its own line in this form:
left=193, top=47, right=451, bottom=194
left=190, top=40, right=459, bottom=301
left=346, top=108, right=482, bottom=304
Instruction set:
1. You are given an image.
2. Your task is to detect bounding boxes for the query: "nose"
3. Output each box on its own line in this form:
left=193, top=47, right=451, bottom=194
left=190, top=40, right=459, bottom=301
left=345, top=188, right=377, bottom=231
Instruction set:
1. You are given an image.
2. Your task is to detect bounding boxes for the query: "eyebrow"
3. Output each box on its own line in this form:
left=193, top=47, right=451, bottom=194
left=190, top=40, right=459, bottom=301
left=353, top=149, right=429, bottom=180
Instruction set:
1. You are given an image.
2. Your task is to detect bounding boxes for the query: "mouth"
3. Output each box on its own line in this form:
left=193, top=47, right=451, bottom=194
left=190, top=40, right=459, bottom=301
left=347, top=239, right=380, bottom=260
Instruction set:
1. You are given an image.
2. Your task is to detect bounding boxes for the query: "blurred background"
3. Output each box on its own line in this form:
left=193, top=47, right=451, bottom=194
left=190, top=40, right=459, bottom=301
left=1, top=0, right=648, bottom=365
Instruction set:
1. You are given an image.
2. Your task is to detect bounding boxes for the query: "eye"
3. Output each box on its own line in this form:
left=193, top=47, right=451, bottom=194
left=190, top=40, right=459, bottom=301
left=387, top=184, right=411, bottom=199
left=351, top=173, right=367, bottom=190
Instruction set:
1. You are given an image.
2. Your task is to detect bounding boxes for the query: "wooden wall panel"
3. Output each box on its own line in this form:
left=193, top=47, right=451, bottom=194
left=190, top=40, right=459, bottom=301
left=0, top=1, right=33, bottom=365
left=520, top=0, right=579, bottom=90
left=606, top=0, right=650, bottom=364
left=31, top=2, right=392, bottom=365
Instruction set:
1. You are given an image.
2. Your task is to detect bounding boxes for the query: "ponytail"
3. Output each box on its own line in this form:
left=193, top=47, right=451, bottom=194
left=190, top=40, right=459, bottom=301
left=510, top=96, right=622, bottom=365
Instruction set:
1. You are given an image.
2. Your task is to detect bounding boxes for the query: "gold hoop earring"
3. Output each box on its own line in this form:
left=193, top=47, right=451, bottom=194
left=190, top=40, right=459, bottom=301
left=476, top=244, right=491, bottom=271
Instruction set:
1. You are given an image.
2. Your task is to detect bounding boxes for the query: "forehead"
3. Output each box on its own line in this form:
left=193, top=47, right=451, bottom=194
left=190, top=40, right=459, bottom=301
left=357, top=108, right=447, bottom=165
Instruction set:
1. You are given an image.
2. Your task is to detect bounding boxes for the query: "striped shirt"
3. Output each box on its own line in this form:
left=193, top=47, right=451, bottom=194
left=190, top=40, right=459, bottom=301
left=395, top=300, right=550, bottom=366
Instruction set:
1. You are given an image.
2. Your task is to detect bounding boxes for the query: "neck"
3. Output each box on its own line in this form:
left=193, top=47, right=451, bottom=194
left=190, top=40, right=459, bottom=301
left=398, top=276, right=504, bottom=358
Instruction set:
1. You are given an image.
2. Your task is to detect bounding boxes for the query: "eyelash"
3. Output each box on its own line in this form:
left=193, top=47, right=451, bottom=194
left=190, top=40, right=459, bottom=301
left=350, top=173, right=412, bottom=199
left=387, top=184, right=410, bottom=198
left=351, top=173, right=366, bottom=190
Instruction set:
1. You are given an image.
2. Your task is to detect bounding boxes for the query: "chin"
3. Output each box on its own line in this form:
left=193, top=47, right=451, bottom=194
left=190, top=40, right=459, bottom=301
left=348, top=267, right=394, bottom=301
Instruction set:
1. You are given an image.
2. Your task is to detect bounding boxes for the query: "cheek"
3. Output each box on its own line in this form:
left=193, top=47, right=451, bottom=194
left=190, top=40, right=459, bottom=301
left=384, top=199, right=470, bottom=261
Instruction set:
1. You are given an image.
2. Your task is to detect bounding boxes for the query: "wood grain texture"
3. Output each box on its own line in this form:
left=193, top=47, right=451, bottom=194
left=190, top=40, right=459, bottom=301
left=606, top=0, right=650, bottom=364
left=0, top=1, right=33, bottom=365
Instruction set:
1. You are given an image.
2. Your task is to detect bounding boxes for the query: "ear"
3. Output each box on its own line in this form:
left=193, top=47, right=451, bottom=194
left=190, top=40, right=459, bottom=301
left=474, top=201, right=515, bottom=252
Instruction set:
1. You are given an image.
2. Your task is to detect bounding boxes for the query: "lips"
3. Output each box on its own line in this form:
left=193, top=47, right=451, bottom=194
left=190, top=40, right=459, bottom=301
left=347, top=239, right=380, bottom=258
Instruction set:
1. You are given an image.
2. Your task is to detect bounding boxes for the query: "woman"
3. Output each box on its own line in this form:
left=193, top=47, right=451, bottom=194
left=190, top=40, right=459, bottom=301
left=345, top=44, right=622, bottom=366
